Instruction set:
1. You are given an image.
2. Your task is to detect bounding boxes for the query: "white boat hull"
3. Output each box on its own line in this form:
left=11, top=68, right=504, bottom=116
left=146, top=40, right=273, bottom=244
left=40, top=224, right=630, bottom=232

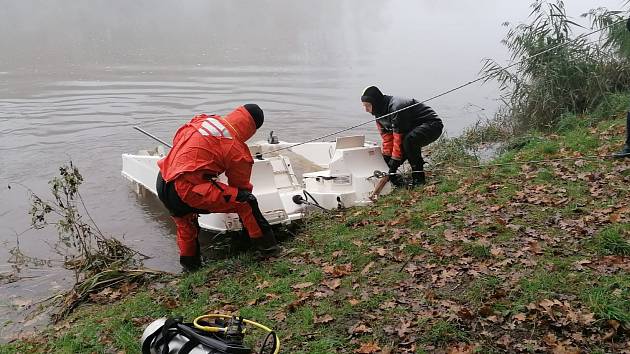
left=122, top=135, right=392, bottom=232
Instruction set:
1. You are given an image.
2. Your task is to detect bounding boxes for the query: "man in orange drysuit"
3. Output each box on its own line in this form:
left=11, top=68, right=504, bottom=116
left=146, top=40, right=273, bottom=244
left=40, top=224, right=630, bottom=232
left=156, top=104, right=280, bottom=271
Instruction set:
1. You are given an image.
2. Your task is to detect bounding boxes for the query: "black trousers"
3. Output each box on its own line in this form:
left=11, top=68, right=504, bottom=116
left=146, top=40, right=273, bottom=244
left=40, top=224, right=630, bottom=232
left=401, top=120, right=444, bottom=171
left=625, top=112, right=630, bottom=146
left=156, top=172, right=207, bottom=217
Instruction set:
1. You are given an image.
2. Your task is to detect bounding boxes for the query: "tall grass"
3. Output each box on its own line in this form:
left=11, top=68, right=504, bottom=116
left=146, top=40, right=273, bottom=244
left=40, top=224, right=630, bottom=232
left=483, top=0, right=630, bottom=131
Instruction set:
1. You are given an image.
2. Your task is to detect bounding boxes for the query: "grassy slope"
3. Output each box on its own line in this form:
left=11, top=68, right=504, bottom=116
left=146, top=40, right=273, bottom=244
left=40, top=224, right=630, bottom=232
left=2, top=113, right=629, bottom=354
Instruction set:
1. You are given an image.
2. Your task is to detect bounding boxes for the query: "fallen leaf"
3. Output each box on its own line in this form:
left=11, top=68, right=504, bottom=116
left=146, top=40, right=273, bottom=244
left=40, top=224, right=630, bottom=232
left=397, top=319, right=413, bottom=338
left=314, top=314, right=334, bottom=324
left=354, top=342, right=381, bottom=353
left=447, top=343, right=478, bottom=354
left=513, top=313, right=526, bottom=322
left=291, top=282, right=314, bottom=290
left=444, top=229, right=459, bottom=241
left=543, top=332, right=558, bottom=347
left=529, top=241, right=543, bottom=254
left=490, top=246, right=504, bottom=257
left=349, top=323, right=373, bottom=335
left=551, top=343, right=581, bottom=354
left=322, top=278, right=342, bottom=290
left=323, top=263, right=353, bottom=277
left=348, top=298, right=360, bottom=306
left=271, top=311, right=286, bottom=322
left=496, top=334, right=512, bottom=347
left=131, top=316, right=153, bottom=326
left=479, top=305, right=494, bottom=317
left=489, top=205, right=503, bottom=212
left=256, top=280, right=271, bottom=289
left=602, top=328, right=616, bottom=341
left=361, top=261, right=375, bottom=276
left=457, top=307, right=474, bottom=320
left=375, top=247, right=387, bottom=257
left=287, top=293, right=310, bottom=312
left=162, top=298, right=179, bottom=309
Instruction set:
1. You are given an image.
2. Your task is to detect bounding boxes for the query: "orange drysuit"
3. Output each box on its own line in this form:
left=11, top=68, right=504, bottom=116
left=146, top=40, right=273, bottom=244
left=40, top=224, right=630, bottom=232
left=157, top=106, right=263, bottom=257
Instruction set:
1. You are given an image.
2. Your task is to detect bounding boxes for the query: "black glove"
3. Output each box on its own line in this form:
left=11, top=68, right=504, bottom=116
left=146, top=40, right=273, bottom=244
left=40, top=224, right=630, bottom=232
left=236, top=189, right=256, bottom=203
left=387, top=158, right=402, bottom=173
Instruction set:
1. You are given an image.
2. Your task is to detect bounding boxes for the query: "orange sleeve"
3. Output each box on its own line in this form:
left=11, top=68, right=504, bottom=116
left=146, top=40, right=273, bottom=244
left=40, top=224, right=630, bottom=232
left=376, top=122, right=393, bottom=156
left=392, top=133, right=403, bottom=159
left=224, top=142, right=254, bottom=191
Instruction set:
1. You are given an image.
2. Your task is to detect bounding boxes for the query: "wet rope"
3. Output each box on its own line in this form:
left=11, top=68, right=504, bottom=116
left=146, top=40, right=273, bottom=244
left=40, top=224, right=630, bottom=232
left=262, top=18, right=627, bottom=157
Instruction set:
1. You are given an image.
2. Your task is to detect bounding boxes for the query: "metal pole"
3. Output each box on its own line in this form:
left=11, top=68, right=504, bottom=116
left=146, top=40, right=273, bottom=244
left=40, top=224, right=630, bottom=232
left=133, top=126, right=172, bottom=148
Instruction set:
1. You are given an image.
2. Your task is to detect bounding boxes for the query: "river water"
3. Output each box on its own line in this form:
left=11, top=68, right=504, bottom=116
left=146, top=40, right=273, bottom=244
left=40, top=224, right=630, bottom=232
left=0, top=0, right=622, bottom=340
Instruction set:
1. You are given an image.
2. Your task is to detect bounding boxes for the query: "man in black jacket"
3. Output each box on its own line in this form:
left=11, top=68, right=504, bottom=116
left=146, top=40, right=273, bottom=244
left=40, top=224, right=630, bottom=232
left=361, top=86, right=443, bottom=186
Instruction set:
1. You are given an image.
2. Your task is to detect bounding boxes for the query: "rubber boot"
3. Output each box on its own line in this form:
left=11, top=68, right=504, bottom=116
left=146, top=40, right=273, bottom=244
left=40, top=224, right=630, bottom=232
left=251, top=230, right=281, bottom=258
left=231, top=227, right=252, bottom=253
left=389, top=174, right=404, bottom=187
left=179, top=221, right=202, bottom=272
left=613, top=112, right=630, bottom=158
left=614, top=145, right=630, bottom=158
left=411, top=171, right=426, bottom=186
left=180, top=239, right=202, bottom=272
left=409, top=162, right=426, bottom=187
left=242, top=193, right=282, bottom=257
left=180, top=255, right=201, bottom=272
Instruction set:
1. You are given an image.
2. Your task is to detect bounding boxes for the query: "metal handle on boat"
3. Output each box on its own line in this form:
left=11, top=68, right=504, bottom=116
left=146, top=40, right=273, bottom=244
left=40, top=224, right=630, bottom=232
left=133, top=126, right=172, bottom=148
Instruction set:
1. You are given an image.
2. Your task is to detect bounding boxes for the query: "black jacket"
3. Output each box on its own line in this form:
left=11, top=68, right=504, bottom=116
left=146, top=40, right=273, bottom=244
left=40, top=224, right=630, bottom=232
left=375, top=96, right=441, bottom=135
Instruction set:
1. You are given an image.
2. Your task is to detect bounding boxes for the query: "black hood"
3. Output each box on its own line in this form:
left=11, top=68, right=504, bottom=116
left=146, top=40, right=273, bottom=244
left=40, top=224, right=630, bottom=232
left=361, top=86, right=387, bottom=117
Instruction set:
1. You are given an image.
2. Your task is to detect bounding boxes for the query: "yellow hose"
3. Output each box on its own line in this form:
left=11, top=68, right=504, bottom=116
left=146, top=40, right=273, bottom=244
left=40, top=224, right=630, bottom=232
left=193, top=314, right=281, bottom=354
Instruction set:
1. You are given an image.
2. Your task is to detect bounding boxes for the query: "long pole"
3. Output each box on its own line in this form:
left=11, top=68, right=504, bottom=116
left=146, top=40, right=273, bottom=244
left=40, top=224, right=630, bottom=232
left=369, top=176, right=389, bottom=201
left=133, top=126, right=172, bottom=148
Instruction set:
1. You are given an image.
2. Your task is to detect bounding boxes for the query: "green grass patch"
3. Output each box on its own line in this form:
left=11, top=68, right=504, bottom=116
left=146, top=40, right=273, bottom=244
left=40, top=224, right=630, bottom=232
left=583, top=275, right=630, bottom=324
left=514, top=269, right=575, bottom=309
left=534, top=167, right=554, bottom=182
left=589, top=225, right=630, bottom=256
left=463, top=242, right=491, bottom=259
left=556, top=113, right=592, bottom=133
left=590, top=92, right=630, bottom=121
left=464, top=275, right=502, bottom=305
left=437, top=178, right=459, bottom=193
left=525, top=139, right=560, bottom=157
left=413, top=195, right=446, bottom=214
left=409, top=214, right=426, bottom=230
left=403, top=244, right=426, bottom=256
left=562, top=128, right=600, bottom=153
left=417, top=319, right=469, bottom=345
left=296, top=337, right=346, bottom=354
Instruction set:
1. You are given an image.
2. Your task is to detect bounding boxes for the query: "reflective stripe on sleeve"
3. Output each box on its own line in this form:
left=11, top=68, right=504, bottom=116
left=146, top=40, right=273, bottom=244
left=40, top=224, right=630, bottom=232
left=207, top=118, right=232, bottom=138
left=196, top=117, right=232, bottom=139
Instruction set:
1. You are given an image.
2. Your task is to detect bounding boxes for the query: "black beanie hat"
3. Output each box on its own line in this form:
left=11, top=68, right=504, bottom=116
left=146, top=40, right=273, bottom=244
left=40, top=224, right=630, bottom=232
left=244, top=103, right=264, bottom=129
left=361, top=86, right=384, bottom=105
